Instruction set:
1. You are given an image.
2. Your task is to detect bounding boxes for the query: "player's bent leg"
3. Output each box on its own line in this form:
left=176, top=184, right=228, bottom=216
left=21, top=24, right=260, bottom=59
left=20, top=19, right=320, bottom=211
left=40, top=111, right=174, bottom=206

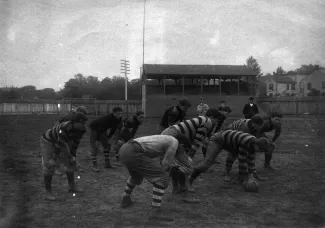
left=121, top=175, right=143, bottom=208
left=224, top=152, right=236, bottom=182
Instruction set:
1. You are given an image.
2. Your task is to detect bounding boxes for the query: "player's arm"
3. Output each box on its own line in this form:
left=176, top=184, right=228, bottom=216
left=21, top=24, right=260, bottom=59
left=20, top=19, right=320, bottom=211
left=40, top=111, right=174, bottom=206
left=189, top=121, right=212, bottom=157
left=54, top=125, right=72, bottom=159
left=167, top=107, right=179, bottom=126
left=272, top=123, right=282, bottom=143
left=161, top=137, right=179, bottom=170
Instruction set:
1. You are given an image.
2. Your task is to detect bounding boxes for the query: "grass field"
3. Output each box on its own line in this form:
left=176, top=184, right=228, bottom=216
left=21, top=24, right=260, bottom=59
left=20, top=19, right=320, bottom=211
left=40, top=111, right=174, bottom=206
left=0, top=115, right=325, bottom=228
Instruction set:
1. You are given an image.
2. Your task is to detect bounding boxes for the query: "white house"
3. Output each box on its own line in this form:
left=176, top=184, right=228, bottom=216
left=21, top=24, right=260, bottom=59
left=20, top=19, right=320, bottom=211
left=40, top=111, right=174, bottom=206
left=258, top=75, right=296, bottom=96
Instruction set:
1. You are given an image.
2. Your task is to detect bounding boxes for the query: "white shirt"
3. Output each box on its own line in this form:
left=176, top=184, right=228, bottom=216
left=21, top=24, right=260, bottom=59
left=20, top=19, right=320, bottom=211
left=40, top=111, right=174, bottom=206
left=134, top=135, right=179, bottom=158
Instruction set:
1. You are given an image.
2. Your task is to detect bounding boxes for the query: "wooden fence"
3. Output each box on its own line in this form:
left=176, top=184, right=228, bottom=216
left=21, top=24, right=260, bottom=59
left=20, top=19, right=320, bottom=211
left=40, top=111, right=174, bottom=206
left=258, top=96, right=325, bottom=115
left=0, top=100, right=142, bottom=115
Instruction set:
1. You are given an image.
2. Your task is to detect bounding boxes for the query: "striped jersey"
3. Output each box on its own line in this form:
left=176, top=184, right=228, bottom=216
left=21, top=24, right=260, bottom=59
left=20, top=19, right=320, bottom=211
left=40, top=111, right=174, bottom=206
left=172, top=116, right=212, bottom=152
left=225, top=119, right=258, bottom=136
left=212, top=130, right=256, bottom=154
left=43, top=121, right=86, bottom=152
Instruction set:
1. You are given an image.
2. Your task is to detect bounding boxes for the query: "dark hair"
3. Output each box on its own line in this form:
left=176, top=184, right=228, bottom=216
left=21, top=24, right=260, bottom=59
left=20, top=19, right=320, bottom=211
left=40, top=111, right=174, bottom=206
left=220, top=100, right=225, bottom=103
left=206, top=108, right=223, bottom=119
left=250, top=114, right=264, bottom=125
left=223, top=106, right=232, bottom=113
left=270, top=112, right=283, bottom=118
left=136, top=111, right=145, bottom=116
left=112, top=107, right=123, bottom=113
left=249, top=97, right=254, bottom=101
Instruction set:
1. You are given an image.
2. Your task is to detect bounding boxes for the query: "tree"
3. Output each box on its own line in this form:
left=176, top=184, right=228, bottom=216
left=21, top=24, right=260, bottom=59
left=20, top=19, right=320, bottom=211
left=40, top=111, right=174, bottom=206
left=246, top=56, right=261, bottom=75
left=37, top=88, right=57, bottom=99
left=276, top=66, right=286, bottom=75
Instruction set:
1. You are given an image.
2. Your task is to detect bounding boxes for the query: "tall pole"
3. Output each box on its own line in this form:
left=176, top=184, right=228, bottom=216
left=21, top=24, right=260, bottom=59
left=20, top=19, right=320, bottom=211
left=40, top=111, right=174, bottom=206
left=143, top=0, right=146, bottom=67
left=142, top=0, right=147, bottom=115
left=120, top=60, right=130, bottom=116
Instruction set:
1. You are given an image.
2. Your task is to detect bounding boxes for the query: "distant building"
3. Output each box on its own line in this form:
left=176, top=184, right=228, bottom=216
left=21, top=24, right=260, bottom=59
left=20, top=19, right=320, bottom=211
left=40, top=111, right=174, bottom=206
left=258, top=75, right=296, bottom=97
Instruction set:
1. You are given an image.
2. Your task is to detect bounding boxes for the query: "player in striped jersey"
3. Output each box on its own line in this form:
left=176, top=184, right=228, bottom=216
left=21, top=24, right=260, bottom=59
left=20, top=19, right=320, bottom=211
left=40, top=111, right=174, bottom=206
left=119, top=135, right=192, bottom=220
left=223, top=115, right=266, bottom=181
left=258, top=112, right=283, bottom=170
left=161, top=109, right=220, bottom=194
left=188, top=130, right=269, bottom=192
left=40, top=121, right=87, bottom=201
left=54, top=106, right=88, bottom=174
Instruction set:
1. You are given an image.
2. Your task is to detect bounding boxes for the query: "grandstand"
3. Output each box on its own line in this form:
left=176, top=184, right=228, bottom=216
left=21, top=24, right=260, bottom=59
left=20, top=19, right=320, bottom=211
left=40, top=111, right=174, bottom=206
left=141, top=64, right=258, bottom=117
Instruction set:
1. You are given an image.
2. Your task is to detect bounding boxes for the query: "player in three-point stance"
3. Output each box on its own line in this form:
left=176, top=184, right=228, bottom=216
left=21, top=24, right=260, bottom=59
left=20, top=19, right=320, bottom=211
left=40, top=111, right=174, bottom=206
left=54, top=106, right=88, bottom=174
left=88, top=107, right=123, bottom=171
left=188, top=130, right=269, bottom=193
left=223, top=115, right=267, bottom=181
left=161, top=109, right=220, bottom=194
left=258, top=112, right=283, bottom=170
left=40, top=120, right=87, bottom=201
left=119, top=135, right=192, bottom=219
left=113, top=111, right=145, bottom=161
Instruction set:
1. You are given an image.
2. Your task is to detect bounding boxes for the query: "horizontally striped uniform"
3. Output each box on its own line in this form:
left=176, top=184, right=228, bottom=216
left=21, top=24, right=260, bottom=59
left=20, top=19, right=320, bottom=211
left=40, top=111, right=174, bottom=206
left=40, top=121, right=86, bottom=175
left=191, top=130, right=257, bottom=179
left=224, top=119, right=259, bottom=172
left=161, top=116, right=213, bottom=158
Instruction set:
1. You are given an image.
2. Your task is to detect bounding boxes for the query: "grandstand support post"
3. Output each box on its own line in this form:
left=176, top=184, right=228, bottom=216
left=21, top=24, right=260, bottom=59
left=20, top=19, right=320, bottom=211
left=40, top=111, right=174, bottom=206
left=200, top=76, right=203, bottom=93
left=163, top=76, right=166, bottom=94
left=238, top=76, right=240, bottom=95
left=219, top=76, right=221, bottom=93
left=182, top=76, right=185, bottom=95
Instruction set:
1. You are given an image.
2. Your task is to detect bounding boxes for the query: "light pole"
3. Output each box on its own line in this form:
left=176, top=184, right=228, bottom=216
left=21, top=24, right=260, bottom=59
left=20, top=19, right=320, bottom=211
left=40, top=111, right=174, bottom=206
left=120, top=59, right=130, bottom=116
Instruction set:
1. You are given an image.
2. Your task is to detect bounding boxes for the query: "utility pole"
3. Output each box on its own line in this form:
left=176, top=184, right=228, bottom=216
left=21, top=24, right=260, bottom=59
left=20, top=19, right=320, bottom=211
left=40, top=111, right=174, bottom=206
left=120, top=59, right=130, bottom=116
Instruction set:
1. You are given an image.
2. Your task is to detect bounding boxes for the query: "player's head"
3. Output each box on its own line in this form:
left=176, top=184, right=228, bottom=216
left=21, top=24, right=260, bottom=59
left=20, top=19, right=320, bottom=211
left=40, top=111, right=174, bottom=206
left=199, top=96, right=204, bottom=103
left=220, top=100, right=226, bottom=107
left=76, top=106, right=88, bottom=115
left=112, top=107, right=123, bottom=119
left=205, top=108, right=224, bottom=125
left=270, top=112, right=283, bottom=125
left=219, top=106, right=232, bottom=119
left=178, top=96, right=191, bottom=112
left=135, top=111, right=145, bottom=123
left=253, top=137, right=270, bottom=152
left=249, top=97, right=254, bottom=104
left=250, top=114, right=264, bottom=132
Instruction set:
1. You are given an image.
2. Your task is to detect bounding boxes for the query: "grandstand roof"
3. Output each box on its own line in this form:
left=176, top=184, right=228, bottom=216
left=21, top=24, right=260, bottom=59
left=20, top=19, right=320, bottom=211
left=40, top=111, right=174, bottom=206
left=142, top=64, right=257, bottom=79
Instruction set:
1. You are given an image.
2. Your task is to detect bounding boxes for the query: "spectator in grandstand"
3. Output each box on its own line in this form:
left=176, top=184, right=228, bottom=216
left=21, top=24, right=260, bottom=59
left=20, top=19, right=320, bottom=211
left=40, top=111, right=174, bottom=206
left=242, top=97, right=259, bottom=119
left=88, top=107, right=123, bottom=172
left=40, top=120, right=87, bottom=201
left=54, top=106, right=88, bottom=175
left=258, top=112, right=283, bottom=170
left=158, top=96, right=191, bottom=133
left=197, top=97, right=209, bottom=116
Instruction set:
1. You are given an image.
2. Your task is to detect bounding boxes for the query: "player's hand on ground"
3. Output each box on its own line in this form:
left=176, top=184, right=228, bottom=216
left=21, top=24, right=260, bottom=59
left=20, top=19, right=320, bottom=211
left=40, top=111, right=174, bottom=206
left=49, top=159, right=56, bottom=166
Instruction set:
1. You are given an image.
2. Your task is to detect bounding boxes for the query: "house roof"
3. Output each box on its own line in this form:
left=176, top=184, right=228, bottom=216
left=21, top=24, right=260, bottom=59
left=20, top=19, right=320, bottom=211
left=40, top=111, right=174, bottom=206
left=260, top=75, right=296, bottom=84
left=309, top=70, right=325, bottom=78
left=142, top=64, right=257, bottom=78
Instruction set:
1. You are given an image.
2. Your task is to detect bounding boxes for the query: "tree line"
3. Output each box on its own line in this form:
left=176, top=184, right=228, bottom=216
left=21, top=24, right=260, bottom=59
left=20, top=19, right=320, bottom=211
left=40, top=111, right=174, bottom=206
left=0, top=74, right=141, bottom=102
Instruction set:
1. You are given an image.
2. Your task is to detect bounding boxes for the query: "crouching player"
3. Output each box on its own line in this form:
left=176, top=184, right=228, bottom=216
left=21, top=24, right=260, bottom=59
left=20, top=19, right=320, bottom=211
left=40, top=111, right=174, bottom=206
left=88, top=107, right=123, bottom=171
left=161, top=109, right=220, bottom=194
left=119, top=135, right=192, bottom=218
left=54, top=106, right=88, bottom=174
left=258, top=112, right=283, bottom=170
left=223, top=115, right=266, bottom=181
left=40, top=121, right=87, bottom=201
left=114, top=111, right=145, bottom=159
left=188, top=130, right=269, bottom=192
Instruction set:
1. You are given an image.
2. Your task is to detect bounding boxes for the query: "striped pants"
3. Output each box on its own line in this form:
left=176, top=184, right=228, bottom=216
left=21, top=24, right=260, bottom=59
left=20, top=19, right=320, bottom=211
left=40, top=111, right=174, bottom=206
left=225, top=150, right=256, bottom=175
left=40, top=137, right=74, bottom=175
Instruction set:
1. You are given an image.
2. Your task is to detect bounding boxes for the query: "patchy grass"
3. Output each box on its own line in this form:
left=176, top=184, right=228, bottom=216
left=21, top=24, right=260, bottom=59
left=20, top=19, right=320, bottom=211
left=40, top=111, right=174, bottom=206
left=0, top=115, right=325, bottom=228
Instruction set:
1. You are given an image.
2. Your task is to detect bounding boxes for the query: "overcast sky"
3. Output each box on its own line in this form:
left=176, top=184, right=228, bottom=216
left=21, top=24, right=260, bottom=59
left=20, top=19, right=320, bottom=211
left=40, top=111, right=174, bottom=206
left=1, top=0, right=324, bottom=91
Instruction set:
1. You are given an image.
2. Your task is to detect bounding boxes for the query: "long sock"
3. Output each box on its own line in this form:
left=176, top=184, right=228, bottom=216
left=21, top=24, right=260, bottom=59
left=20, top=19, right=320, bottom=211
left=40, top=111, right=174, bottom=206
left=178, top=172, right=186, bottom=190
left=152, top=184, right=165, bottom=208
left=44, top=175, right=52, bottom=191
left=202, top=146, right=207, bottom=158
left=170, top=167, right=179, bottom=188
left=104, top=149, right=110, bottom=161
left=123, top=178, right=136, bottom=196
